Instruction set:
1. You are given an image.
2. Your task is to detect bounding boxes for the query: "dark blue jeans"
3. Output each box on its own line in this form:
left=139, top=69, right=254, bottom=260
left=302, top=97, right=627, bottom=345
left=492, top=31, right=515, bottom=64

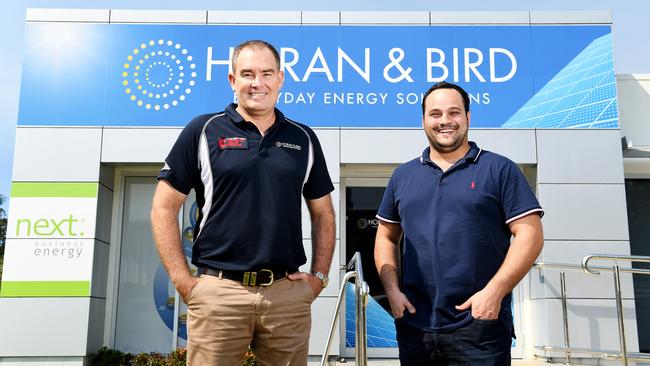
left=395, top=318, right=512, bottom=366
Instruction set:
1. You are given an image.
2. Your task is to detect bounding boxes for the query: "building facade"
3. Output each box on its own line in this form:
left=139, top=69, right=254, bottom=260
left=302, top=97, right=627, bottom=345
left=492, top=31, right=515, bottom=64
left=0, top=9, right=647, bottom=365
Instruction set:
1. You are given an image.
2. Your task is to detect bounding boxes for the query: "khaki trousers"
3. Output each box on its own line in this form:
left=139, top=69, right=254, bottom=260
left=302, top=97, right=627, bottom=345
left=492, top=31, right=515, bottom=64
left=186, top=275, right=316, bottom=366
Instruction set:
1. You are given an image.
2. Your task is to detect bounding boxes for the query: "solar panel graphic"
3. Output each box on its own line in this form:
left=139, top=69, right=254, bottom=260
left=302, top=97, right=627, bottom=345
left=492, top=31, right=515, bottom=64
left=502, top=34, right=618, bottom=128
left=345, top=283, right=397, bottom=347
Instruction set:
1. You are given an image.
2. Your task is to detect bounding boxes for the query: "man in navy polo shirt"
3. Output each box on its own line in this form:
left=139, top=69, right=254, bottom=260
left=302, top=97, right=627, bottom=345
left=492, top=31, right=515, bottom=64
left=151, top=40, right=336, bottom=365
left=374, top=81, right=544, bottom=365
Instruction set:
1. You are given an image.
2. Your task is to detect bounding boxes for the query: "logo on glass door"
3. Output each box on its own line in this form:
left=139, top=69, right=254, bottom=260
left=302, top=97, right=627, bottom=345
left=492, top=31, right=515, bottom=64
left=356, top=217, right=379, bottom=230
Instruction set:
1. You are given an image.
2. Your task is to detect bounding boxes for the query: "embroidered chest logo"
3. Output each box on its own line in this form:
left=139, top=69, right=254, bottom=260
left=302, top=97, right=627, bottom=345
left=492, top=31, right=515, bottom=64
left=275, top=141, right=302, bottom=151
left=470, top=180, right=476, bottom=189
left=218, top=137, right=248, bottom=150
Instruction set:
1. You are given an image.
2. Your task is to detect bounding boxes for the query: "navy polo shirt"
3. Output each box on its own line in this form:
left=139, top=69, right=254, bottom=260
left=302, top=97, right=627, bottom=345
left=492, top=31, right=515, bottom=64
left=158, top=103, right=334, bottom=271
left=377, top=142, right=543, bottom=332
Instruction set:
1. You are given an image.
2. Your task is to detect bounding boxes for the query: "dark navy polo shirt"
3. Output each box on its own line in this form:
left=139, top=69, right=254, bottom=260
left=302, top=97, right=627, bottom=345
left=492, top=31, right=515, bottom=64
left=377, top=141, right=543, bottom=333
left=158, top=103, right=334, bottom=271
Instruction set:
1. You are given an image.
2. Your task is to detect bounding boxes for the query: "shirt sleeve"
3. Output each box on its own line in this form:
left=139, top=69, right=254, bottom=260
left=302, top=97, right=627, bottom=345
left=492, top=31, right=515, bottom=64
left=302, top=128, right=335, bottom=200
left=157, top=117, right=204, bottom=195
left=376, top=172, right=401, bottom=224
left=500, top=160, right=544, bottom=224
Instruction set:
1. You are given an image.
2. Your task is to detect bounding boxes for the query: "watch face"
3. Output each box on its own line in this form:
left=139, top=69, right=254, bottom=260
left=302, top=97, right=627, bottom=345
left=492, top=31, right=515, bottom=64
left=314, top=272, right=328, bottom=288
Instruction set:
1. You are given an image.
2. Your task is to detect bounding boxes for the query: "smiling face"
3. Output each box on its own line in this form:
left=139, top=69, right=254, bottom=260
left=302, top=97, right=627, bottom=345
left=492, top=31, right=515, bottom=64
left=422, top=88, right=471, bottom=154
left=228, top=45, right=284, bottom=121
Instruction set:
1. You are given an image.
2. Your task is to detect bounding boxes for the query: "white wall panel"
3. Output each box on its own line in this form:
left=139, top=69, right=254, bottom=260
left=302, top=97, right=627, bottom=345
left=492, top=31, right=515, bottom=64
left=341, top=129, right=536, bottom=164
left=531, top=298, right=638, bottom=356
left=0, top=298, right=91, bottom=356
left=530, top=11, right=612, bottom=24
left=109, top=10, right=206, bottom=24
left=430, top=11, right=529, bottom=24
left=26, top=8, right=109, bottom=23
left=341, top=129, right=425, bottom=164
left=301, top=11, right=339, bottom=25
left=530, top=240, right=633, bottom=300
left=12, top=128, right=102, bottom=182
left=536, top=130, right=624, bottom=184
left=469, top=129, right=537, bottom=164
left=101, top=128, right=181, bottom=163
left=538, top=184, right=629, bottom=241
left=618, top=74, right=650, bottom=147
left=308, top=297, right=339, bottom=356
left=313, top=129, right=340, bottom=183
left=103, top=128, right=339, bottom=176
left=208, top=11, right=301, bottom=24
left=341, top=11, right=429, bottom=25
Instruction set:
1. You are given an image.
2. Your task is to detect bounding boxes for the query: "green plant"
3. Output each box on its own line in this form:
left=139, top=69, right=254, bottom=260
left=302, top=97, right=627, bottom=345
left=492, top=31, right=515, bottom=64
left=242, top=347, right=258, bottom=366
left=93, top=347, right=131, bottom=366
left=168, top=348, right=187, bottom=366
left=133, top=351, right=166, bottom=366
left=92, top=346, right=256, bottom=365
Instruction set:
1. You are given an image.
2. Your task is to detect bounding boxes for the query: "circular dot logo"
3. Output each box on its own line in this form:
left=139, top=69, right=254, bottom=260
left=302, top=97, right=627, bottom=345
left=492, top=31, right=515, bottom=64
left=357, top=218, right=369, bottom=230
left=122, top=39, right=197, bottom=111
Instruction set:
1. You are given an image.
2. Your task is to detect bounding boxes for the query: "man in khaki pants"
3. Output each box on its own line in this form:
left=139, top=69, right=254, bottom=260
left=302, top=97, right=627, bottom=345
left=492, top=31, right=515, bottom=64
left=151, top=40, right=336, bottom=365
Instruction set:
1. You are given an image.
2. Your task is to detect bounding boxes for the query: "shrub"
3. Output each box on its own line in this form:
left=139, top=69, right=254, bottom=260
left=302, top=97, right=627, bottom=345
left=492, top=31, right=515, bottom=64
left=132, top=352, right=166, bottom=366
left=242, top=348, right=257, bottom=366
left=93, top=347, right=132, bottom=366
left=168, top=348, right=187, bottom=366
left=92, top=346, right=257, bottom=365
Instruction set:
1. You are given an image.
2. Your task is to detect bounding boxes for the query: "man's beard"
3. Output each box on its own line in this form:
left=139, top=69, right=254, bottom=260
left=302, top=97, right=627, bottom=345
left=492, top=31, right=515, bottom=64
left=427, top=128, right=467, bottom=153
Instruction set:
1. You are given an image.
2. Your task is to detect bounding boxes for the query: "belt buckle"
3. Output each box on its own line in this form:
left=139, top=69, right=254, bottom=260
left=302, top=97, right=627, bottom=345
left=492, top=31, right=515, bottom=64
left=242, top=269, right=274, bottom=286
left=258, top=269, right=274, bottom=286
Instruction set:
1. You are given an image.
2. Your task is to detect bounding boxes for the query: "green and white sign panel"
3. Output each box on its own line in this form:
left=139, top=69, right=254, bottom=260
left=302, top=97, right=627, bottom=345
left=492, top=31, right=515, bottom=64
left=0, top=183, right=98, bottom=297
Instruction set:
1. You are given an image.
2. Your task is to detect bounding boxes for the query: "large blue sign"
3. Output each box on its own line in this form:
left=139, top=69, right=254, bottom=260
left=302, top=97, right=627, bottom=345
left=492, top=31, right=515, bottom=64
left=18, top=23, right=616, bottom=128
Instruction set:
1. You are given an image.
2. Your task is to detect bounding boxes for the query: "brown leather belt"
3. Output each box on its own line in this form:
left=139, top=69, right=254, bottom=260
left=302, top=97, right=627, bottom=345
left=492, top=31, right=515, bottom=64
left=198, top=267, right=291, bottom=287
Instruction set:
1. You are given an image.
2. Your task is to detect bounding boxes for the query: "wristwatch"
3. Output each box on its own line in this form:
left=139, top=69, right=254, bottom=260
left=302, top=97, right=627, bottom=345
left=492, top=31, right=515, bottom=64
left=312, top=271, right=329, bottom=289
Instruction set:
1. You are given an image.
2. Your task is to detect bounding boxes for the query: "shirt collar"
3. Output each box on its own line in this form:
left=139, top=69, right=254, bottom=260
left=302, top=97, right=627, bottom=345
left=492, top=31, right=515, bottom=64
left=225, top=103, right=285, bottom=125
left=420, top=141, right=483, bottom=165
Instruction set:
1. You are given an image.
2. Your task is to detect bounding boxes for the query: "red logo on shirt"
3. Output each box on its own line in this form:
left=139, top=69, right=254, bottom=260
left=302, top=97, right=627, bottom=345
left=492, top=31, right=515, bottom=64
left=470, top=180, right=476, bottom=189
left=218, top=137, right=248, bottom=150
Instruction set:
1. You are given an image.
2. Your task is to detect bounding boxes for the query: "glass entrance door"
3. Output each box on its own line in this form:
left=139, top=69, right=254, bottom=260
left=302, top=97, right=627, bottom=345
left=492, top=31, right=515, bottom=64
left=113, top=176, right=169, bottom=353
left=113, top=175, right=195, bottom=353
left=625, top=179, right=650, bottom=352
left=342, top=178, right=398, bottom=358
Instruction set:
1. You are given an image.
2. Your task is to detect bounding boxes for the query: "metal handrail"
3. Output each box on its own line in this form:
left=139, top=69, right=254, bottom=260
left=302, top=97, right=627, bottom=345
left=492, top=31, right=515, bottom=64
left=583, top=254, right=650, bottom=275
left=532, top=254, right=650, bottom=365
left=534, top=261, right=650, bottom=275
left=534, top=346, right=650, bottom=361
left=320, top=252, right=370, bottom=366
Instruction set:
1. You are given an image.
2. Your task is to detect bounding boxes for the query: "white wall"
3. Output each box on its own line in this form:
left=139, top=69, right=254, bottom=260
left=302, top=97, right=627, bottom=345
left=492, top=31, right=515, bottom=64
left=618, top=74, right=650, bottom=147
